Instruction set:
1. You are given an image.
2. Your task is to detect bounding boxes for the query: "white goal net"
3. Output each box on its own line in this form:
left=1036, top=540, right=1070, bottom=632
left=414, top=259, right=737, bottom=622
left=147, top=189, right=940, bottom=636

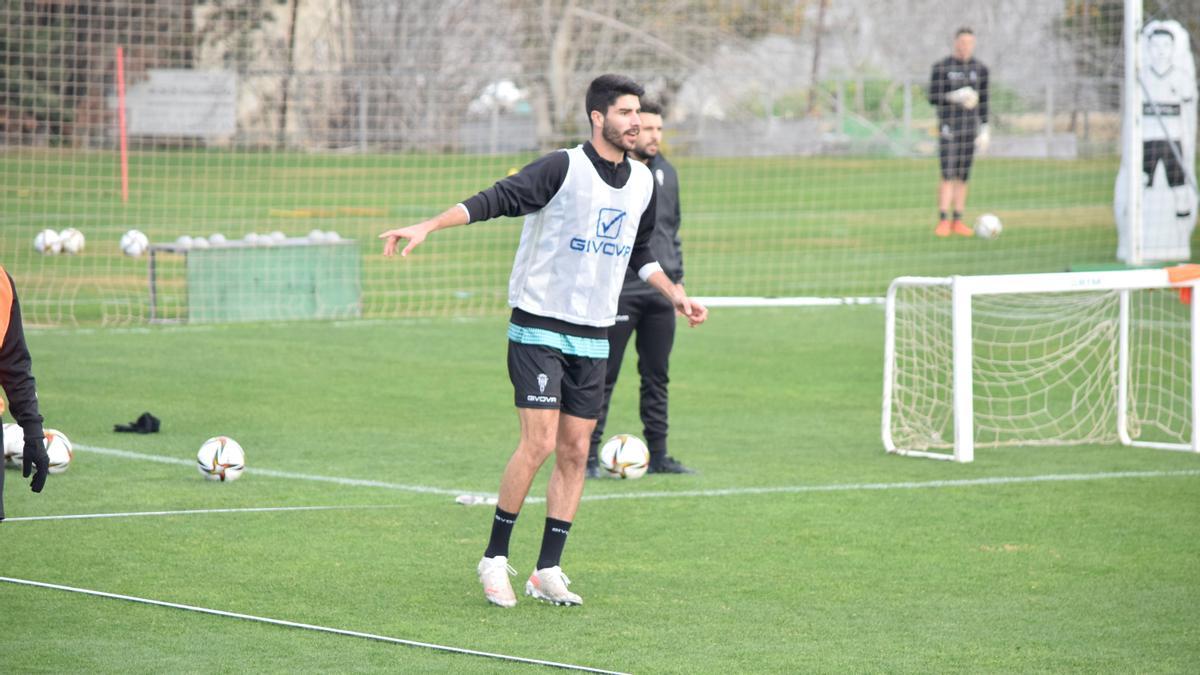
left=884, top=268, right=1200, bottom=462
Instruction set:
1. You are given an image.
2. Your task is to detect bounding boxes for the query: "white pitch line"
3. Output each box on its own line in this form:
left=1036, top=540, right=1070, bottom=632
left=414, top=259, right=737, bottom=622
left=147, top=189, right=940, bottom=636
left=74, top=444, right=479, bottom=497
left=0, top=577, right=627, bottom=674
left=72, top=443, right=1200, bottom=506
left=2, top=504, right=406, bottom=523
left=570, top=468, right=1200, bottom=502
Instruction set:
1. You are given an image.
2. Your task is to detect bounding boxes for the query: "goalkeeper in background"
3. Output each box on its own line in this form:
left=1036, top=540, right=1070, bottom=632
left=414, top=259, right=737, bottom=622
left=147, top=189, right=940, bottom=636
left=0, top=265, right=50, bottom=522
left=928, top=26, right=990, bottom=237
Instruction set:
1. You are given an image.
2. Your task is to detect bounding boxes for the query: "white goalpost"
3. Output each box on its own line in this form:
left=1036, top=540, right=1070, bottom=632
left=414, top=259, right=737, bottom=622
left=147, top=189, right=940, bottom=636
left=883, top=268, right=1200, bottom=462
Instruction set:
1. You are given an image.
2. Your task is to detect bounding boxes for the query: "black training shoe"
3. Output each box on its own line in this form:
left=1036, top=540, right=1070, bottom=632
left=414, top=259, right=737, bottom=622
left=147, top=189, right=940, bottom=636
left=585, top=459, right=602, bottom=480
left=647, top=455, right=695, bottom=474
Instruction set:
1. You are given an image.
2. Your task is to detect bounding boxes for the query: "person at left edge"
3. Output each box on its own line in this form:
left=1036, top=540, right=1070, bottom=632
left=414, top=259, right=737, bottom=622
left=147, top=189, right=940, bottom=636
left=0, top=265, right=50, bottom=523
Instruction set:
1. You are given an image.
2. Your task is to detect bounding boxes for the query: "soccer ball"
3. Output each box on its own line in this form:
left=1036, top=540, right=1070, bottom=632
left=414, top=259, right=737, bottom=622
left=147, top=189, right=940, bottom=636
left=34, top=229, right=62, bottom=255
left=120, top=229, right=149, bottom=257
left=2, top=423, right=21, bottom=467
left=44, top=429, right=73, bottom=474
left=197, top=436, right=246, bottom=482
left=59, top=228, right=86, bottom=254
left=599, top=434, right=650, bottom=480
left=974, top=213, right=1003, bottom=240
left=5, top=427, right=73, bottom=474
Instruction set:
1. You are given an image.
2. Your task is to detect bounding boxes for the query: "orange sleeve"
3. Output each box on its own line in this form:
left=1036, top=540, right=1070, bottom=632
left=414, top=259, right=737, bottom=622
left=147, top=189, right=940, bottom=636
left=0, top=266, right=11, bottom=414
left=0, top=266, right=12, bottom=349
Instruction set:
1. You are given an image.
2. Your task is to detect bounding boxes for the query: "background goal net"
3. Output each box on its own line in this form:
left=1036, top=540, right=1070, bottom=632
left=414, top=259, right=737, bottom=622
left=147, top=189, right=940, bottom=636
left=884, top=269, right=1199, bottom=461
left=4, top=1, right=1192, bottom=326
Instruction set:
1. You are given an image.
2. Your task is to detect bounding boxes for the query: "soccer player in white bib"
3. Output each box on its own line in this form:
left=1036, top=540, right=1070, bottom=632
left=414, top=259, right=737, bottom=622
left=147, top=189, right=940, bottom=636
left=380, top=74, right=708, bottom=607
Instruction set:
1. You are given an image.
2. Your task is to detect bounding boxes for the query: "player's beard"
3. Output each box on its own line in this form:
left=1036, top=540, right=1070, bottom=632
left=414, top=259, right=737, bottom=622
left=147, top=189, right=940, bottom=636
left=602, top=119, right=636, bottom=153
left=632, top=142, right=657, bottom=162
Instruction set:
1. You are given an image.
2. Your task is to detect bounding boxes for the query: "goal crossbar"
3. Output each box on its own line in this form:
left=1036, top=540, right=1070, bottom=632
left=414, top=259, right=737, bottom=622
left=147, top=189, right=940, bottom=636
left=883, top=268, right=1200, bottom=462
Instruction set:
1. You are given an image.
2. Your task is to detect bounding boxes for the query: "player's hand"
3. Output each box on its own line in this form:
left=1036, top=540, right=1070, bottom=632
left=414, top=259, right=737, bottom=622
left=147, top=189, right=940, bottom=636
left=22, top=429, right=48, bottom=493
left=379, top=222, right=432, bottom=257
left=961, top=87, right=979, bottom=110
left=673, top=292, right=708, bottom=327
left=947, top=87, right=978, bottom=110
left=683, top=299, right=708, bottom=327
left=974, top=124, right=991, bottom=154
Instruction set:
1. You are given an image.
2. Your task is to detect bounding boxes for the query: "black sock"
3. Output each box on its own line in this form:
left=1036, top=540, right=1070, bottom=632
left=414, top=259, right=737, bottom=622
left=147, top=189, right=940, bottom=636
left=939, top=210, right=948, bottom=221
left=483, top=508, right=518, bottom=559
left=536, top=517, right=572, bottom=570
left=952, top=210, right=962, bottom=222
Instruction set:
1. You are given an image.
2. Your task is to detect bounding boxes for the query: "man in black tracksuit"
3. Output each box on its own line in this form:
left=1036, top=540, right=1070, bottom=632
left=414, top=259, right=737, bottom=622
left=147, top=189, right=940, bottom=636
left=587, top=100, right=694, bottom=476
left=928, top=26, right=989, bottom=237
left=0, top=265, right=50, bottom=522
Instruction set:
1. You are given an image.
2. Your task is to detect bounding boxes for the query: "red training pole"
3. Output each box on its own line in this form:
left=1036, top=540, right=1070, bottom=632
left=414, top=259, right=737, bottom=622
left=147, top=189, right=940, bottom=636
left=116, top=45, right=129, bottom=204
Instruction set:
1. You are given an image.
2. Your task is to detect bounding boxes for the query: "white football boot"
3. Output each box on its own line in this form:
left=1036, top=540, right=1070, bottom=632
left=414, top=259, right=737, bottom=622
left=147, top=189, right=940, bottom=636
left=477, top=555, right=518, bottom=608
left=525, top=566, right=582, bottom=606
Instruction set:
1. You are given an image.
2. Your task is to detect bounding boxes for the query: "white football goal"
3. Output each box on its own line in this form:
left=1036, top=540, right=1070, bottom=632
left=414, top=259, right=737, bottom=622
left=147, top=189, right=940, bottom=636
left=883, top=268, right=1200, bottom=462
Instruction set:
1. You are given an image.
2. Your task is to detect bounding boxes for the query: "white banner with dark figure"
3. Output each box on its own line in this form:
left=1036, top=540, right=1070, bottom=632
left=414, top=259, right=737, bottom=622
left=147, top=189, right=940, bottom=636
left=1116, top=20, right=1198, bottom=263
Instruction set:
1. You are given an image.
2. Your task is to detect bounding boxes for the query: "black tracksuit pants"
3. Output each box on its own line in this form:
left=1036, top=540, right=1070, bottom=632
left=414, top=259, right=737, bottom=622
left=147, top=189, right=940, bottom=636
left=590, top=291, right=676, bottom=459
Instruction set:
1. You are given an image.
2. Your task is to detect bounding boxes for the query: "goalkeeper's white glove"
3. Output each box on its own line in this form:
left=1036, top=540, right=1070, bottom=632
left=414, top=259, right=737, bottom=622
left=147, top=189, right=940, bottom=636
left=974, top=124, right=991, bottom=154
left=946, top=86, right=979, bottom=110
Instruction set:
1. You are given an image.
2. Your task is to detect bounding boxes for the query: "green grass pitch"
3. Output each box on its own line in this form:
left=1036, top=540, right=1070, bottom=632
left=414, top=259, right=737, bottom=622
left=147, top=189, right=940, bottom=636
left=2, top=307, right=1198, bottom=672
left=0, top=150, right=1154, bottom=326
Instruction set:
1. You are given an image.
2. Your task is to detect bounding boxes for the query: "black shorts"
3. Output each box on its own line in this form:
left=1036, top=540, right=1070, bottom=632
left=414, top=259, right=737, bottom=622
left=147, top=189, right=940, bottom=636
left=508, top=341, right=606, bottom=419
left=938, top=124, right=977, bottom=181
left=1143, top=139, right=1186, bottom=188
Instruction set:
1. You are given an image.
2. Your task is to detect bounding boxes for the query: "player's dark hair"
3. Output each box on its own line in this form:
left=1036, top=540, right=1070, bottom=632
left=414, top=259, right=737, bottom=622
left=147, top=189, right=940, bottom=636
left=955, top=26, right=974, bottom=37
left=639, top=99, right=663, bottom=117
left=585, top=74, right=644, bottom=127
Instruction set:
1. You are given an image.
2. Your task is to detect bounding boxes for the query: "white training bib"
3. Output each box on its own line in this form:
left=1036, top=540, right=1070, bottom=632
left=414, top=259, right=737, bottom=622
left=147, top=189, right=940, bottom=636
left=508, top=146, right=654, bottom=327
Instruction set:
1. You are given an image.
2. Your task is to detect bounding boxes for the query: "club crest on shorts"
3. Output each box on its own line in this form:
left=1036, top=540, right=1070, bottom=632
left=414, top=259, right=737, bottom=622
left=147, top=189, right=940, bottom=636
left=537, top=372, right=549, bottom=393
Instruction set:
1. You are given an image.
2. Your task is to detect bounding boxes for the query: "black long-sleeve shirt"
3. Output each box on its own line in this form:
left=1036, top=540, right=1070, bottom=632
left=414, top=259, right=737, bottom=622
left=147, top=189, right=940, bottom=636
left=0, top=267, right=44, bottom=521
left=623, top=153, right=684, bottom=295
left=928, top=55, right=989, bottom=131
left=461, top=141, right=659, bottom=278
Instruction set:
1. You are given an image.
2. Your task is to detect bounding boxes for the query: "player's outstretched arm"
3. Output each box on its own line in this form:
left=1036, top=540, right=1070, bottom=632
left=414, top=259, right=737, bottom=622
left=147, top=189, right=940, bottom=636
left=379, top=205, right=470, bottom=258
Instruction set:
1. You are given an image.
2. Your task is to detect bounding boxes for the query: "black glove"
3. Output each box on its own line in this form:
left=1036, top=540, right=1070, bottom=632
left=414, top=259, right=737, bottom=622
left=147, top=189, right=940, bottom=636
left=22, top=429, right=48, bottom=493
left=114, top=412, right=161, bottom=434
